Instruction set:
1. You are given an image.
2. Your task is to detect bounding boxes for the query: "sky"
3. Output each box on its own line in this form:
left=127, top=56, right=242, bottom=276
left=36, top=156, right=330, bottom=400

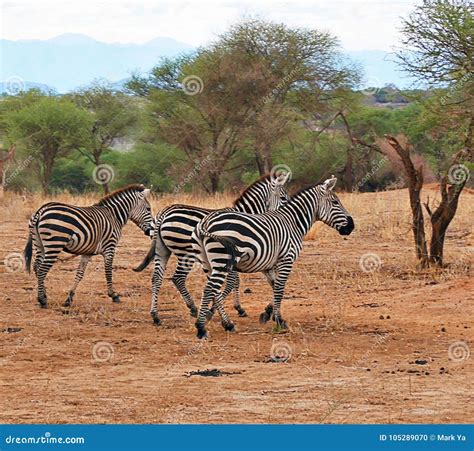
left=1, top=0, right=418, bottom=51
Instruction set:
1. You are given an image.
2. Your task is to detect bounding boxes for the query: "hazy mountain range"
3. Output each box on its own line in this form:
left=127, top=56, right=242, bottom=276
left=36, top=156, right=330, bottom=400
left=0, top=33, right=413, bottom=94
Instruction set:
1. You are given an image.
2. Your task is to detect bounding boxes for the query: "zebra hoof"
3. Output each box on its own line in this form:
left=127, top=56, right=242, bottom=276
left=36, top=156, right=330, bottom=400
left=112, top=295, right=121, bottom=304
left=275, top=318, right=288, bottom=330
left=259, top=311, right=271, bottom=324
left=63, top=295, right=73, bottom=307
left=38, top=302, right=48, bottom=309
left=237, top=308, right=247, bottom=317
left=190, top=307, right=198, bottom=318
left=152, top=316, right=161, bottom=326
left=223, top=322, right=235, bottom=332
left=196, top=327, right=208, bottom=339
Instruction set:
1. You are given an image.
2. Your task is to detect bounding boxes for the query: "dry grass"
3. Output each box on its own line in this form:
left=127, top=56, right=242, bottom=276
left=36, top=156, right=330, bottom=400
left=0, top=185, right=473, bottom=424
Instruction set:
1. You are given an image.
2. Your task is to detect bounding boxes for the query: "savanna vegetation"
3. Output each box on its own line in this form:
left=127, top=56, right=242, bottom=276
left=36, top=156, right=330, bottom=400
left=0, top=0, right=472, bottom=267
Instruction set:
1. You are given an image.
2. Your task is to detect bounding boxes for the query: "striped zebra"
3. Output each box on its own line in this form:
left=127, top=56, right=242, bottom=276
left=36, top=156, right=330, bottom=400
left=24, top=184, right=154, bottom=309
left=192, top=176, right=354, bottom=338
left=133, top=173, right=290, bottom=325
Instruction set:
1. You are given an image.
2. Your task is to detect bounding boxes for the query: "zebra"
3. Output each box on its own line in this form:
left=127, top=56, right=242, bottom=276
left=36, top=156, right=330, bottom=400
left=133, top=173, right=290, bottom=326
left=24, top=184, right=154, bottom=309
left=192, top=175, right=354, bottom=338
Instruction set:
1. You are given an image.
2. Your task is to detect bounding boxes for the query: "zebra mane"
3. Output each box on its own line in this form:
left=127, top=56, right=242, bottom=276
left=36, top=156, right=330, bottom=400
left=289, top=182, right=325, bottom=199
left=95, top=184, right=145, bottom=206
left=232, top=174, right=272, bottom=206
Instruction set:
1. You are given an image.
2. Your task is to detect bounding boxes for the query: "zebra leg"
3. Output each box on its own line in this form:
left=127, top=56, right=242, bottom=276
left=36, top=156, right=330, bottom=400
left=232, top=273, right=247, bottom=317
left=171, top=257, right=198, bottom=318
left=259, top=270, right=275, bottom=323
left=64, top=255, right=91, bottom=307
left=269, top=262, right=293, bottom=330
left=206, top=270, right=238, bottom=319
left=103, top=249, right=120, bottom=303
left=35, top=251, right=61, bottom=308
left=196, top=270, right=229, bottom=339
left=149, top=253, right=170, bottom=325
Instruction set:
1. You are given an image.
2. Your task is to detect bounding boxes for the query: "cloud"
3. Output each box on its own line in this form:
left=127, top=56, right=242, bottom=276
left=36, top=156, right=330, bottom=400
left=1, top=0, right=416, bottom=50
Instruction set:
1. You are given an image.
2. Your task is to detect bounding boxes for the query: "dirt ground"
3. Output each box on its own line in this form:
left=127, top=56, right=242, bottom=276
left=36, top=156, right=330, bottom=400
left=0, top=187, right=473, bottom=424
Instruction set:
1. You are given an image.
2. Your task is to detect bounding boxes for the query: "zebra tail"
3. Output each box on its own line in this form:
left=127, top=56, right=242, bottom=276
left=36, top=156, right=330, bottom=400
left=198, top=229, right=238, bottom=272
left=24, top=231, right=33, bottom=273
left=133, top=235, right=156, bottom=272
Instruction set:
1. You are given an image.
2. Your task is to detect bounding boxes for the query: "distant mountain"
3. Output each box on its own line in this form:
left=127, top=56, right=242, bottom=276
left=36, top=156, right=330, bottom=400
left=0, top=34, right=414, bottom=93
left=0, top=33, right=194, bottom=93
left=0, top=80, right=56, bottom=95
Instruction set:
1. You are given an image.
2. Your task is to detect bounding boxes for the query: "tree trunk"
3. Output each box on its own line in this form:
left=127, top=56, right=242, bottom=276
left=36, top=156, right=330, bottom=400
left=342, top=148, right=354, bottom=192
left=208, top=171, right=220, bottom=194
left=385, top=135, right=429, bottom=268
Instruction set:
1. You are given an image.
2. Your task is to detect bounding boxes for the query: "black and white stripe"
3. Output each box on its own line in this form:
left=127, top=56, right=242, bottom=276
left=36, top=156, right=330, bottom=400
left=192, top=176, right=355, bottom=338
left=133, top=173, right=290, bottom=325
left=24, top=184, right=154, bottom=308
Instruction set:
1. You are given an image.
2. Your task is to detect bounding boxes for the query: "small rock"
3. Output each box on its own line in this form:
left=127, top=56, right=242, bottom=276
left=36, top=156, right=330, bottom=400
left=415, top=359, right=428, bottom=365
left=386, top=315, right=391, bottom=319
left=441, top=327, right=446, bottom=332
left=244, top=288, right=252, bottom=294
left=379, top=315, right=385, bottom=320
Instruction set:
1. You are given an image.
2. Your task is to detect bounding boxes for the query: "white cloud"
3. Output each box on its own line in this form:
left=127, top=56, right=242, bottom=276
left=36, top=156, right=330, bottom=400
left=1, top=0, right=417, bottom=50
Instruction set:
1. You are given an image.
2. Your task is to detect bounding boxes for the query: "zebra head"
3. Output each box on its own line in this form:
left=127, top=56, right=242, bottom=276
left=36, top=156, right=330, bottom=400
left=318, top=176, right=354, bottom=235
left=267, top=172, right=291, bottom=211
left=129, top=187, right=154, bottom=236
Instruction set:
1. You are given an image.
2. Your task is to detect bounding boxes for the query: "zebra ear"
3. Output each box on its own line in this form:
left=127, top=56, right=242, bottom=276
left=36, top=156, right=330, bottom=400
left=276, top=171, right=291, bottom=186
left=323, top=176, right=337, bottom=192
left=143, top=188, right=151, bottom=198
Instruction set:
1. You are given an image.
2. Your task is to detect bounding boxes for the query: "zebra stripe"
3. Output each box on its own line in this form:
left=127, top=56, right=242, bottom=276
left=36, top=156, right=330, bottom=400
left=24, top=184, right=154, bottom=308
left=192, top=176, right=355, bottom=338
left=134, top=173, right=290, bottom=325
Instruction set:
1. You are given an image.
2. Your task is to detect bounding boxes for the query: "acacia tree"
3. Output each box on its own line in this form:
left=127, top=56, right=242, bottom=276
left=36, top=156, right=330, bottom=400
left=127, top=20, right=359, bottom=191
left=5, top=97, right=92, bottom=195
left=71, top=81, right=137, bottom=193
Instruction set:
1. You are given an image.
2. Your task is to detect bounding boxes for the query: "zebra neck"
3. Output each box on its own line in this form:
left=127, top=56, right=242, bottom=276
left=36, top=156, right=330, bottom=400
left=99, top=195, right=134, bottom=226
left=280, top=186, right=320, bottom=237
left=233, top=183, right=269, bottom=214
